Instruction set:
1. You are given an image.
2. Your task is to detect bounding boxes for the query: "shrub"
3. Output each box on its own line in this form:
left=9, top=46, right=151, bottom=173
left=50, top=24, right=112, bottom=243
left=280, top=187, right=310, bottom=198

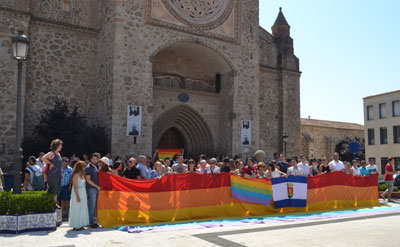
left=394, top=186, right=399, bottom=192
left=378, top=184, right=387, bottom=191
left=0, top=191, right=54, bottom=215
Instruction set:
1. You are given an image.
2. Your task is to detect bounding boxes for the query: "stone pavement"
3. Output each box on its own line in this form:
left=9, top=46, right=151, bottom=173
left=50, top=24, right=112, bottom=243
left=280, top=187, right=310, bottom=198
left=1, top=199, right=399, bottom=247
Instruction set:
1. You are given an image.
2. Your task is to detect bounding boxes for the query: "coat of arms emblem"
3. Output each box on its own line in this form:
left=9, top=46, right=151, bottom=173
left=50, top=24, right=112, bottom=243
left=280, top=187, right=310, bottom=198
left=287, top=183, right=293, bottom=198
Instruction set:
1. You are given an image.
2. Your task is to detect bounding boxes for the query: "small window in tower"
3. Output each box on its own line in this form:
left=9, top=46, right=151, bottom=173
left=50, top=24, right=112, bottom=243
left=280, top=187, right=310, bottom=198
left=63, top=0, right=71, bottom=12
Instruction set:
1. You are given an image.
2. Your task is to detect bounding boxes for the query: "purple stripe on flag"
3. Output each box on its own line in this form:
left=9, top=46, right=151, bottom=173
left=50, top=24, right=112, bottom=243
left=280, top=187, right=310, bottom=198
left=232, top=191, right=271, bottom=206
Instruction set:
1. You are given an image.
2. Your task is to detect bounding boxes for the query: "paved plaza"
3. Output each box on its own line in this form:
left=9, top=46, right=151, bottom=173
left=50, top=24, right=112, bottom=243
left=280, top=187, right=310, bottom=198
left=1, top=199, right=399, bottom=247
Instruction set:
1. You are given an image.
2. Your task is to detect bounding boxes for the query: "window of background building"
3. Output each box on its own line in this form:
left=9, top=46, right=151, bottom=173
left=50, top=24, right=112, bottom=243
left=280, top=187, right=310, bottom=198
left=380, top=127, right=388, bottom=144
left=395, top=157, right=400, bottom=171
left=368, top=128, right=375, bottom=145
left=394, top=126, right=400, bottom=144
left=393, top=100, right=400, bottom=117
left=367, top=105, right=374, bottom=120
left=379, top=103, right=387, bottom=119
left=381, top=157, right=388, bottom=175
left=63, top=0, right=70, bottom=12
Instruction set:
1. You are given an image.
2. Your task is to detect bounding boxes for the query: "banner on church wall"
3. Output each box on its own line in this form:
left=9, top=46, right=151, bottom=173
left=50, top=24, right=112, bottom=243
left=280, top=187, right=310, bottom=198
left=241, top=120, right=251, bottom=146
left=127, top=106, right=142, bottom=136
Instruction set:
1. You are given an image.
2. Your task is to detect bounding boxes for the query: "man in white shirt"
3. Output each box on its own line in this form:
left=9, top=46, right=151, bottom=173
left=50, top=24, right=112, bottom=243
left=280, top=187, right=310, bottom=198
left=328, top=152, right=345, bottom=172
left=36, top=152, right=46, bottom=169
left=366, top=161, right=377, bottom=174
left=287, top=159, right=303, bottom=176
left=297, top=155, right=310, bottom=176
left=197, top=160, right=211, bottom=174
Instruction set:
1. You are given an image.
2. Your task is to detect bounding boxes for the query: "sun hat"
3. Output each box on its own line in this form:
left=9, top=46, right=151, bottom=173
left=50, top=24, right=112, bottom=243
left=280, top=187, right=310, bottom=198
left=100, top=157, right=110, bottom=166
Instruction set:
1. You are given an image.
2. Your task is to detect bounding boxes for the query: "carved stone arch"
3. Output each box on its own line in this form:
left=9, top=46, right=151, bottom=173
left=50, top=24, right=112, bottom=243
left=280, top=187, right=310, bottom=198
left=153, top=105, right=214, bottom=157
left=149, top=38, right=236, bottom=75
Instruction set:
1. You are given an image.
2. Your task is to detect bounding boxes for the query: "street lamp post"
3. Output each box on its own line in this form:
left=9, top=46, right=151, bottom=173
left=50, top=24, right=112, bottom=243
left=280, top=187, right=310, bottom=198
left=283, top=132, right=288, bottom=156
left=11, top=30, right=29, bottom=194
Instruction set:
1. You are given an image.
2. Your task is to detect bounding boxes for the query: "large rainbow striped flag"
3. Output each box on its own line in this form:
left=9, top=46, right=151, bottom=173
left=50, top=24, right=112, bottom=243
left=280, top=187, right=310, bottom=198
left=230, top=175, right=272, bottom=206
left=97, top=171, right=379, bottom=227
left=157, top=149, right=183, bottom=159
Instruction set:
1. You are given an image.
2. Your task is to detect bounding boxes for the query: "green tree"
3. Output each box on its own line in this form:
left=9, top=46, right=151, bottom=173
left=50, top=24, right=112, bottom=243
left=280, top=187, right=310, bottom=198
left=335, top=137, right=365, bottom=162
left=22, top=99, right=109, bottom=161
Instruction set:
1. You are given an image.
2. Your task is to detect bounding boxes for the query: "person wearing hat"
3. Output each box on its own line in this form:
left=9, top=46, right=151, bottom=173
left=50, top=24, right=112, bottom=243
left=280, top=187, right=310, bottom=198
left=99, top=157, right=111, bottom=173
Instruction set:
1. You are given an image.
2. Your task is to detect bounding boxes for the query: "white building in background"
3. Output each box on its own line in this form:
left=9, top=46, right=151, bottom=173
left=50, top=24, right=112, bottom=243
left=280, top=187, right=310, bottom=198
left=363, top=90, right=400, bottom=174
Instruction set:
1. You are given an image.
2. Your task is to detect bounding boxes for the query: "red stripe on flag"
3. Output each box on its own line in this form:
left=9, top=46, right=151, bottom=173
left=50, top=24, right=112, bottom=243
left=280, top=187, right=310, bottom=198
left=307, top=172, right=378, bottom=189
left=99, top=172, right=231, bottom=192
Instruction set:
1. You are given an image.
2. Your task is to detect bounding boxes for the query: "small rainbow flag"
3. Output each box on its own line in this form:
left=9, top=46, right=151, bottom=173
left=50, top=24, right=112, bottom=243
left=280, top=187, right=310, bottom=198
left=158, top=148, right=183, bottom=159
left=230, top=175, right=272, bottom=206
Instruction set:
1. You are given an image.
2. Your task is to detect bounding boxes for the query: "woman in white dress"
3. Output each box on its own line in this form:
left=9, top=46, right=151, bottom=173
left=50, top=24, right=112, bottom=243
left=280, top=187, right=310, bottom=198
left=69, top=160, right=89, bottom=230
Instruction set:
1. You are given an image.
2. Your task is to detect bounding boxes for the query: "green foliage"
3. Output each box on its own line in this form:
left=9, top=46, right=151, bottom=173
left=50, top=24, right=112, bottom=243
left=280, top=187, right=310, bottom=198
left=394, top=186, right=399, bottom=192
left=22, top=98, right=109, bottom=162
left=378, top=184, right=387, bottom=191
left=335, top=137, right=365, bottom=162
left=0, top=191, right=54, bottom=215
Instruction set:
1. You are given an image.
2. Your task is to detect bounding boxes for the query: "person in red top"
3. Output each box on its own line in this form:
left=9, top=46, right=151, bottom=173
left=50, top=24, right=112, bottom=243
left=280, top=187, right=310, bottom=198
left=381, top=157, right=395, bottom=202
left=243, top=158, right=257, bottom=178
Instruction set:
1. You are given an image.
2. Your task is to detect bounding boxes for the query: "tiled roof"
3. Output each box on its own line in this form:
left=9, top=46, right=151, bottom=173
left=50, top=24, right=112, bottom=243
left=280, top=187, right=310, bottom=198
left=301, top=118, right=364, bottom=131
left=363, top=89, right=400, bottom=99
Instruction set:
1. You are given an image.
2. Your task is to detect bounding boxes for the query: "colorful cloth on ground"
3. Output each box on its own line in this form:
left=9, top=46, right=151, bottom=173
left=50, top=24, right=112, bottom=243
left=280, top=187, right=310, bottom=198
left=158, top=149, right=183, bottom=159
left=230, top=175, right=272, bottom=206
left=97, top=172, right=379, bottom=227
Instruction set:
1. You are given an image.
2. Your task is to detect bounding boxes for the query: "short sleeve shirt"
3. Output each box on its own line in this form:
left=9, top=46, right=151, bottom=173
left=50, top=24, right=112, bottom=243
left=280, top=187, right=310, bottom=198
left=172, top=164, right=188, bottom=174
left=287, top=166, right=302, bottom=176
left=366, top=165, right=377, bottom=174
left=137, top=163, right=152, bottom=179
left=61, top=166, right=73, bottom=186
left=277, top=162, right=289, bottom=173
left=122, top=166, right=141, bottom=179
left=297, top=163, right=310, bottom=176
left=328, top=160, right=344, bottom=172
left=359, top=167, right=370, bottom=176
left=244, top=165, right=257, bottom=176
left=384, top=163, right=393, bottom=181
left=85, top=163, right=98, bottom=189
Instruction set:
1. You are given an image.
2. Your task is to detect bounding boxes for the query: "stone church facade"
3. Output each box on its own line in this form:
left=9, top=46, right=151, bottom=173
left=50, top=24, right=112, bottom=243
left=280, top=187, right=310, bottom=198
left=0, top=0, right=300, bottom=169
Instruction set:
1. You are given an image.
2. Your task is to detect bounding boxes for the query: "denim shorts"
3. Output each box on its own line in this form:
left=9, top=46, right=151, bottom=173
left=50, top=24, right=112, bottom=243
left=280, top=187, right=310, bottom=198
left=385, top=180, right=394, bottom=194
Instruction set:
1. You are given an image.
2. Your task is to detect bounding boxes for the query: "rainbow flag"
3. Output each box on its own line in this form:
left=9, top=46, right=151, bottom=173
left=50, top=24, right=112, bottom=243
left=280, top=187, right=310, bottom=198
left=157, top=148, right=183, bottom=159
left=97, top=172, right=379, bottom=227
left=230, top=175, right=272, bottom=206
left=306, top=172, right=379, bottom=211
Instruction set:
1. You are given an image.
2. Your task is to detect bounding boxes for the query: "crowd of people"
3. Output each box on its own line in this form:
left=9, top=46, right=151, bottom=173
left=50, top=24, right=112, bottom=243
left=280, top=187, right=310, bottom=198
left=20, top=139, right=396, bottom=231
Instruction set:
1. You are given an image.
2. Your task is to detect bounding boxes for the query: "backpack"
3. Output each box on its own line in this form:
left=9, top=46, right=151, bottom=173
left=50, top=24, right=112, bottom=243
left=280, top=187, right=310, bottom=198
left=27, top=166, right=45, bottom=191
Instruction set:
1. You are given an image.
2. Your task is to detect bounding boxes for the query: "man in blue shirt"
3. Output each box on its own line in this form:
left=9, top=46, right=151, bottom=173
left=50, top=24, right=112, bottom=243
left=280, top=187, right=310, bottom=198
left=136, top=155, right=152, bottom=179
left=359, top=160, right=370, bottom=176
left=277, top=154, right=289, bottom=174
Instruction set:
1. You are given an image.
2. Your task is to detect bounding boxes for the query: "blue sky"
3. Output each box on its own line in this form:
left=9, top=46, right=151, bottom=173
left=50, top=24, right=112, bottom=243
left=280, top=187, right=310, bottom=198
left=259, top=0, right=400, bottom=124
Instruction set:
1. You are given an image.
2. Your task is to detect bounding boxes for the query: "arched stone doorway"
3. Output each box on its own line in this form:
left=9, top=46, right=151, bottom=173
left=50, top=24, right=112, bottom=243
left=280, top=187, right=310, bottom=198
left=158, top=127, right=185, bottom=149
left=153, top=105, right=214, bottom=158
left=151, top=41, right=234, bottom=157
